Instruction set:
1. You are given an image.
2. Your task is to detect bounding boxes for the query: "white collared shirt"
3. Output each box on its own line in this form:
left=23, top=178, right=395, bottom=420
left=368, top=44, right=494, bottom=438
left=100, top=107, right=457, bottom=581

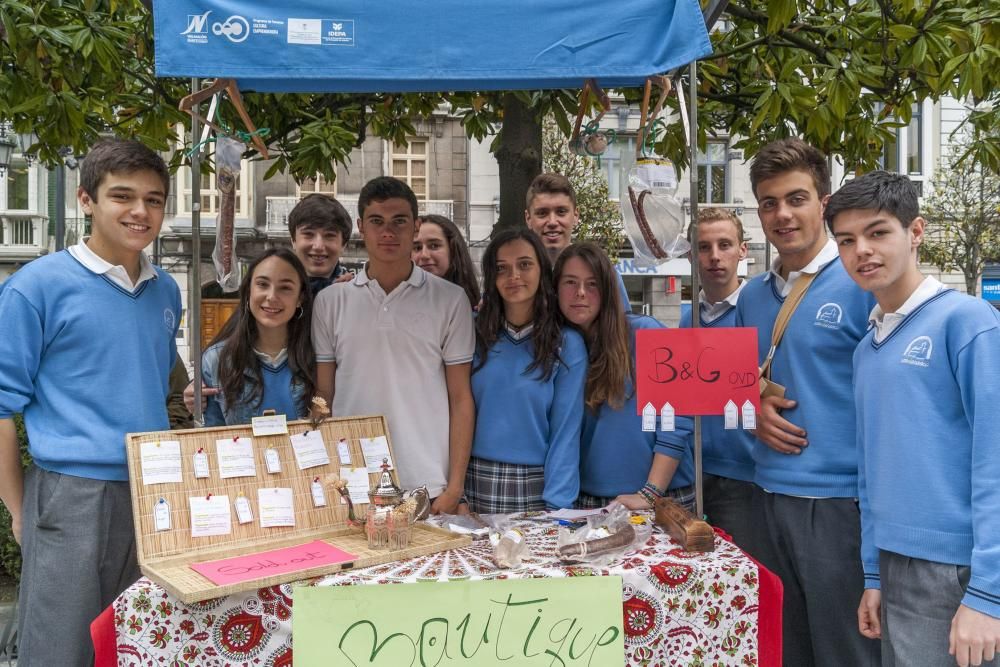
left=68, top=238, right=157, bottom=292
left=869, top=276, right=945, bottom=343
left=764, top=239, right=840, bottom=298
left=504, top=321, right=535, bottom=340
left=698, top=280, right=747, bottom=324
left=253, top=347, right=288, bottom=367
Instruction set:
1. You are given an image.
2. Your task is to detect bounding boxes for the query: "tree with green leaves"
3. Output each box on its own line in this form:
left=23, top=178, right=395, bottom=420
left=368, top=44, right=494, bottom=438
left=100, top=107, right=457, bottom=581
left=2, top=0, right=998, bottom=227
left=919, top=136, right=1000, bottom=296
left=540, top=119, right=624, bottom=257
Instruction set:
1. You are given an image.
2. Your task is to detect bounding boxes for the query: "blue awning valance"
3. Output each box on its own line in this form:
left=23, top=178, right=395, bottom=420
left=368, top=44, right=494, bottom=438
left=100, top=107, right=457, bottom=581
left=153, top=0, right=712, bottom=92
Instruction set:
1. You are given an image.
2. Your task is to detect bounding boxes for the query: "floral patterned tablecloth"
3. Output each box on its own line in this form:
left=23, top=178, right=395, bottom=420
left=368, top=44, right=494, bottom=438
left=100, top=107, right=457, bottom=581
left=96, top=515, right=782, bottom=666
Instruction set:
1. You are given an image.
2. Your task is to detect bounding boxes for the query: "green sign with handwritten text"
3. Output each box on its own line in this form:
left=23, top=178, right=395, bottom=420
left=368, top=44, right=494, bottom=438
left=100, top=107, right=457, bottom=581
left=293, top=577, right=625, bottom=666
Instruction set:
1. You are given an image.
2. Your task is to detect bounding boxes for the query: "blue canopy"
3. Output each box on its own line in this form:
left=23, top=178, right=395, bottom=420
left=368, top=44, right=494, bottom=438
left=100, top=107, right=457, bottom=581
left=153, top=0, right=712, bottom=92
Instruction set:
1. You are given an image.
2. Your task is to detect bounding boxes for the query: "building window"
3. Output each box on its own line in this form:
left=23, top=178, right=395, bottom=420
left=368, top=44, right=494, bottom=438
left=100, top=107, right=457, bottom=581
left=391, top=138, right=428, bottom=199
left=5, top=162, right=30, bottom=210
left=697, top=141, right=728, bottom=204
left=299, top=173, right=337, bottom=195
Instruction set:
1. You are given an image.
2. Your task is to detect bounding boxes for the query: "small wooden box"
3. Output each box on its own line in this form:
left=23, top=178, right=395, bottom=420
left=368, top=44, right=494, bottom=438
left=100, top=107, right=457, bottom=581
left=126, top=415, right=470, bottom=603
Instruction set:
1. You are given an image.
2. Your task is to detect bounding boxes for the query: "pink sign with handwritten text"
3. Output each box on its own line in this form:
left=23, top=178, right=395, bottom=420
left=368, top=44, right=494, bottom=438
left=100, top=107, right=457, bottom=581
left=190, top=540, right=358, bottom=586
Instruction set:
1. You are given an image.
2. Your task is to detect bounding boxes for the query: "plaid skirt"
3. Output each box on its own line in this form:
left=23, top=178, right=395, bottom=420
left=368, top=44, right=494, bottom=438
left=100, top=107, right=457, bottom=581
left=464, top=456, right=546, bottom=514
left=576, top=484, right=696, bottom=513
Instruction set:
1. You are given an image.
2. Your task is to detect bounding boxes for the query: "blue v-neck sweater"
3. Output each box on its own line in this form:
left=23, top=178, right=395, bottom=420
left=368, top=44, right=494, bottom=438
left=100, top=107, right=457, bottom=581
left=854, top=289, right=1000, bottom=618
left=471, top=327, right=587, bottom=509
left=735, top=260, right=874, bottom=497
left=579, top=314, right=693, bottom=498
left=0, top=251, right=180, bottom=481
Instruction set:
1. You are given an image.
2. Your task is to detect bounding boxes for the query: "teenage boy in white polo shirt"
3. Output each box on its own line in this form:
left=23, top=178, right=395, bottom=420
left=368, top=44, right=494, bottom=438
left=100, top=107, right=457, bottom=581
left=312, top=177, right=475, bottom=513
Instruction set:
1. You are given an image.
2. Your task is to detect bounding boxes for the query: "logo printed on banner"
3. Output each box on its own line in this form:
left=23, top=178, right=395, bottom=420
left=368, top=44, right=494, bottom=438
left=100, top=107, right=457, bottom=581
left=182, top=11, right=212, bottom=35
left=213, top=15, right=250, bottom=43
left=814, top=302, right=843, bottom=329
left=901, top=336, right=932, bottom=367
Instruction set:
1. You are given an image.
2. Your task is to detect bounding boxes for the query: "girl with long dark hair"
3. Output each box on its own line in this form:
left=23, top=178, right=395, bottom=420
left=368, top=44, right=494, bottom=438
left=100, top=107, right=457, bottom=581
left=200, top=248, right=316, bottom=425
left=413, top=214, right=480, bottom=308
left=465, top=229, right=587, bottom=512
left=554, top=243, right=694, bottom=511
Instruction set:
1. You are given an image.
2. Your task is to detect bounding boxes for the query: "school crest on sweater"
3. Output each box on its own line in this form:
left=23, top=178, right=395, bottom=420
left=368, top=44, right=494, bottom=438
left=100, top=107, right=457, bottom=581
left=814, top=302, right=843, bottom=329
left=901, top=336, right=932, bottom=367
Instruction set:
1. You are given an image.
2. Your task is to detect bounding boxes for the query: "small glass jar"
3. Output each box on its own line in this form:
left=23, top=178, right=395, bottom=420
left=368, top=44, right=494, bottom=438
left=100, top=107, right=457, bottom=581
left=387, top=507, right=414, bottom=551
left=366, top=505, right=390, bottom=550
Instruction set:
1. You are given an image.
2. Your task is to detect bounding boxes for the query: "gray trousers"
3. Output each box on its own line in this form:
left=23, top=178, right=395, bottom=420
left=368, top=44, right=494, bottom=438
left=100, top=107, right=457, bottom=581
left=754, top=491, right=881, bottom=667
left=18, top=466, right=141, bottom=667
left=880, top=550, right=999, bottom=667
left=703, top=473, right=759, bottom=556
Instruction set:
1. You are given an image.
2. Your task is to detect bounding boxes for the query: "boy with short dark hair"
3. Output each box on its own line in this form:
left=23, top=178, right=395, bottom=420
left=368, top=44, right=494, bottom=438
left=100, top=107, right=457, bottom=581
left=312, top=177, right=475, bottom=514
left=0, top=139, right=181, bottom=666
left=827, top=170, right=1000, bottom=667
left=287, top=193, right=355, bottom=296
left=736, top=138, right=879, bottom=666
left=525, top=172, right=630, bottom=309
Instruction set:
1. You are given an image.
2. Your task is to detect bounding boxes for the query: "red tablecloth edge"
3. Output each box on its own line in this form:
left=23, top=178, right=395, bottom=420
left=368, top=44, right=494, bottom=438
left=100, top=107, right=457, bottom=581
left=714, top=527, right=784, bottom=667
left=91, top=603, right=116, bottom=667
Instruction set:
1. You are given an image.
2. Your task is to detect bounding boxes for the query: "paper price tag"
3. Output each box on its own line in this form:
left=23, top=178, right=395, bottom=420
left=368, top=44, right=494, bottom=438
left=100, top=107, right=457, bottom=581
left=193, top=450, right=210, bottom=478
left=336, top=438, right=352, bottom=465
left=154, top=498, right=171, bottom=531
left=641, top=403, right=656, bottom=432
left=660, top=403, right=675, bottom=432
left=311, top=478, right=327, bottom=507
left=724, top=400, right=739, bottom=430
left=234, top=495, right=254, bottom=524
left=251, top=413, right=288, bottom=436
left=265, top=448, right=282, bottom=474
left=741, top=400, right=757, bottom=430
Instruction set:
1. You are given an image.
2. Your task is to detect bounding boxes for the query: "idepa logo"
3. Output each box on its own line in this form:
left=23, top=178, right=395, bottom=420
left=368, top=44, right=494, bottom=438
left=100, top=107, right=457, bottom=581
left=814, top=302, right=843, bottom=329
left=213, top=15, right=250, bottom=43
left=901, top=336, right=932, bottom=367
left=332, top=22, right=343, bottom=30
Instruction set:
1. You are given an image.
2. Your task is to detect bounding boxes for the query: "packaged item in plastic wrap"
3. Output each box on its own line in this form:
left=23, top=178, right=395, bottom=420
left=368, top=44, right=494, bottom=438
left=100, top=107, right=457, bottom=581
left=490, top=521, right=528, bottom=569
left=212, top=136, right=243, bottom=292
left=556, top=504, right=643, bottom=565
left=620, top=157, right=690, bottom=266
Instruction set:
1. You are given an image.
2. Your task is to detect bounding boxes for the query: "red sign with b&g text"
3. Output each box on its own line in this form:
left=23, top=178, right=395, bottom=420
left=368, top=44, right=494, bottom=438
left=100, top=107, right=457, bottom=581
left=636, top=327, right=760, bottom=416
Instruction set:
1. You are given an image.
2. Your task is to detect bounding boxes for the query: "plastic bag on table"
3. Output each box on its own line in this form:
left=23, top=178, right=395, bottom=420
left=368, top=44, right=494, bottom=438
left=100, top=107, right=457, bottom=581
left=620, top=158, right=690, bottom=266
left=556, top=504, right=643, bottom=565
left=212, top=136, right=243, bottom=292
left=488, top=519, right=529, bottom=569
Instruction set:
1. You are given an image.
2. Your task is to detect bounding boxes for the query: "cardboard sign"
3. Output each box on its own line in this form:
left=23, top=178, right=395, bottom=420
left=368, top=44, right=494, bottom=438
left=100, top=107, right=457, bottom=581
left=191, top=540, right=357, bottom=586
left=294, top=577, right=625, bottom=666
left=636, top=327, right=760, bottom=416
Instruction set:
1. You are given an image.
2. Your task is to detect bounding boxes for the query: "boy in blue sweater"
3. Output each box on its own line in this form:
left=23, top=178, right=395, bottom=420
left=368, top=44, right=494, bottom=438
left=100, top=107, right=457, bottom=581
left=827, top=170, right=1000, bottom=667
left=737, top=139, right=879, bottom=666
left=0, top=139, right=180, bottom=666
left=679, top=208, right=754, bottom=547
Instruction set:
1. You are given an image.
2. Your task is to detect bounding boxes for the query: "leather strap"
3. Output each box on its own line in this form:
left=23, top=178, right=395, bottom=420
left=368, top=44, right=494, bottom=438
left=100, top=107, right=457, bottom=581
left=759, top=272, right=818, bottom=381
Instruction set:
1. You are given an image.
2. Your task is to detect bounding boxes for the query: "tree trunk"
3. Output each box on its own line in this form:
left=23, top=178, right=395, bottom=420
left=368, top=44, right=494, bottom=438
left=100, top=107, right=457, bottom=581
left=493, top=93, right=542, bottom=234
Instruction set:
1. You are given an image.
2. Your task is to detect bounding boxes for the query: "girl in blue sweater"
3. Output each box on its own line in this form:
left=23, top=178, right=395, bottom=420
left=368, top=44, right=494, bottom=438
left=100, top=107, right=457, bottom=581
left=555, top=243, right=694, bottom=512
left=466, top=229, right=587, bottom=512
left=200, top=248, right=316, bottom=426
